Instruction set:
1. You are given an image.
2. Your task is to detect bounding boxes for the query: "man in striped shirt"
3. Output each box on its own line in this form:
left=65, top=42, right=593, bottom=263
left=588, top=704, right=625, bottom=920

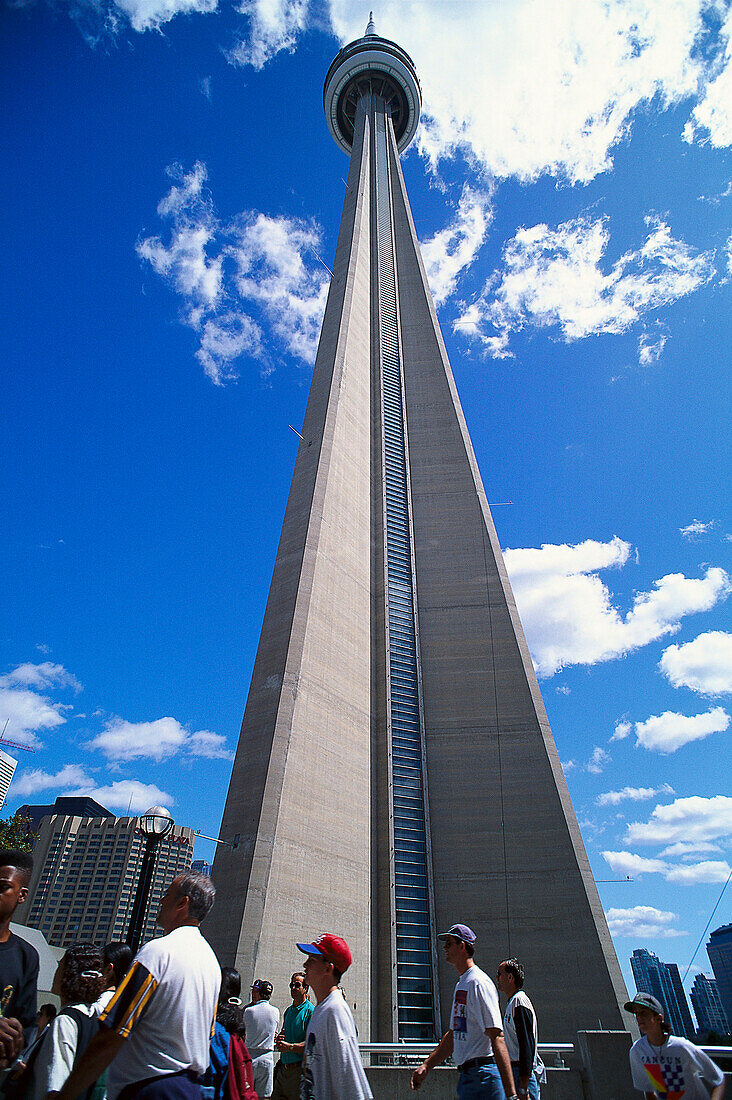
left=51, top=871, right=221, bottom=1100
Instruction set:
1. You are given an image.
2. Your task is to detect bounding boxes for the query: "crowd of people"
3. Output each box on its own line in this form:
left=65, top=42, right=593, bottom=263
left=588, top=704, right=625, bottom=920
left=0, top=848, right=727, bottom=1100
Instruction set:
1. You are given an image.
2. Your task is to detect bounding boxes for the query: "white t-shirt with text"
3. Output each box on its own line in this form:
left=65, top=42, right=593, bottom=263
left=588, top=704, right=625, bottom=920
left=300, top=988, right=372, bottom=1099
left=629, top=1034, right=724, bottom=1099
left=450, top=964, right=503, bottom=1067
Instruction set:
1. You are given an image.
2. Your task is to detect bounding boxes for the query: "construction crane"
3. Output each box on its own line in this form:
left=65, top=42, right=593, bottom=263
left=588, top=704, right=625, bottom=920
left=0, top=719, right=36, bottom=754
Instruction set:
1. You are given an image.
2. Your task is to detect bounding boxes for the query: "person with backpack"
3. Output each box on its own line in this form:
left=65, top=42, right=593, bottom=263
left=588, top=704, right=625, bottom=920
left=201, top=967, right=256, bottom=1100
left=25, top=941, right=105, bottom=1100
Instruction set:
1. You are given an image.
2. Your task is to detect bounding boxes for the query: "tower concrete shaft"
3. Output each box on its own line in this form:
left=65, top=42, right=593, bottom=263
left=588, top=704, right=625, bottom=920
left=207, top=28, right=629, bottom=1044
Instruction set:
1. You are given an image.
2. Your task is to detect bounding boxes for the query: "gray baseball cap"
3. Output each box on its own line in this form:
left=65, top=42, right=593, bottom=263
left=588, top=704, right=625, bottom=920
left=624, top=992, right=664, bottom=1016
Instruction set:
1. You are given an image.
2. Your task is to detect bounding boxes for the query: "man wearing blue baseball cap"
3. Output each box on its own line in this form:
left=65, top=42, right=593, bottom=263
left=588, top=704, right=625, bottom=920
left=411, top=924, right=519, bottom=1100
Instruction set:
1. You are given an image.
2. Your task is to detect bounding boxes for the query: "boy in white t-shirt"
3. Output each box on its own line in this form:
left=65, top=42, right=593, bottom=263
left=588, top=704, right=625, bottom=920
left=625, top=991, right=725, bottom=1100
left=411, top=923, right=518, bottom=1100
left=296, top=932, right=372, bottom=1100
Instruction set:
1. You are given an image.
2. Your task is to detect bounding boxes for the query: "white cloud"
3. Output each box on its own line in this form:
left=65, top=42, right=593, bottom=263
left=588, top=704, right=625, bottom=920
left=503, top=537, right=730, bottom=677
left=88, top=715, right=231, bottom=762
left=679, top=518, right=715, bottom=540
left=328, top=0, right=710, bottom=184
left=0, top=662, right=81, bottom=692
left=421, top=185, right=493, bottom=306
left=686, top=6, right=732, bottom=148
left=586, top=746, right=610, bottom=774
left=12, top=764, right=95, bottom=798
left=658, top=841, right=722, bottom=858
left=228, top=0, right=308, bottom=69
left=633, top=706, right=729, bottom=752
left=605, top=905, right=686, bottom=938
left=611, top=720, right=633, bottom=742
left=660, top=631, right=732, bottom=695
left=0, top=687, right=70, bottom=747
left=665, top=860, right=732, bottom=884
left=602, top=851, right=669, bottom=876
left=625, top=794, right=732, bottom=846
left=457, top=216, right=715, bottom=359
left=188, top=729, right=235, bottom=761
left=138, top=163, right=328, bottom=383
left=67, top=779, right=175, bottom=814
left=597, top=784, right=674, bottom=806
left=638, top=330, right=668, bottom=366
left=113, top=0, right=216, bottom=32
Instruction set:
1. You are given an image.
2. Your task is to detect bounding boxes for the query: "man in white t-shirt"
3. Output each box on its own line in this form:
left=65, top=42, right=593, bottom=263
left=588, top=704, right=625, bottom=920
left=296, top=932, right=372, bottom=1100
left=244, top=978, right=280, bottom=1098
left=50, top=871, right=221, bottom=1100
left=625, top=991, right=725, bottom=1100
left=411, top=923, right=518, bottom=1100
left=496, top=959, right=544, bottom=1100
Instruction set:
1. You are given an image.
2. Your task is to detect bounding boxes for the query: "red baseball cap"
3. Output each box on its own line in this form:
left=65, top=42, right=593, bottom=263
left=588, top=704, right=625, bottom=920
left=296, top=932, right=352, bottom=973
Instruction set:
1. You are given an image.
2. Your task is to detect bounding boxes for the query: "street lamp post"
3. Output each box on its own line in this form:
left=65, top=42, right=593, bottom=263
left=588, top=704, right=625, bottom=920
left=126, top=806, right=174, bottom=954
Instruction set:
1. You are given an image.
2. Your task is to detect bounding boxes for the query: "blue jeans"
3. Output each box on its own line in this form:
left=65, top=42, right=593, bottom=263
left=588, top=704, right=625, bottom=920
left=457, top=1061, right=505, bottom=1099
left=511, top=1064, right=540, bottom=1100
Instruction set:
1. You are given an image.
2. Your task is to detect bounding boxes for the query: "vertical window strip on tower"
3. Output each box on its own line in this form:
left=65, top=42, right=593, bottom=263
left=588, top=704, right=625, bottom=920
left=374, top=104, right=437, bottom=1040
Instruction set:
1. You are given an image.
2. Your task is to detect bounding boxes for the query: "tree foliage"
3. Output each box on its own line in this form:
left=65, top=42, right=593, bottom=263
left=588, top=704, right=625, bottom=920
left=0, top=811, right=36, bottom=853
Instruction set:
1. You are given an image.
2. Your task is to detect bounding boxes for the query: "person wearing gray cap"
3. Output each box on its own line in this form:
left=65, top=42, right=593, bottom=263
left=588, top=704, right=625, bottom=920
left=624, top=992, right=725, bottom=1099
left=411, top=924, right=518, bottom=1100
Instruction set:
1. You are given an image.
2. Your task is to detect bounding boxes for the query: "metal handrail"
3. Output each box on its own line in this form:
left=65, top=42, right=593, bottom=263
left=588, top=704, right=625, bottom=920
left=359, top=1043, right=574, bottom=1053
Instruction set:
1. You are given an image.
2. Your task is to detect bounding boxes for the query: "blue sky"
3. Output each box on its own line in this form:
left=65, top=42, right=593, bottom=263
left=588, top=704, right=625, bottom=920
left=1, top=0, right=730, bottom=1013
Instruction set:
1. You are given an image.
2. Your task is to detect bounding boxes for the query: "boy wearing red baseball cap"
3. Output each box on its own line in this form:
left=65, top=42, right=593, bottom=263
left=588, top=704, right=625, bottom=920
left=295, top=933, right=372, bottom=1099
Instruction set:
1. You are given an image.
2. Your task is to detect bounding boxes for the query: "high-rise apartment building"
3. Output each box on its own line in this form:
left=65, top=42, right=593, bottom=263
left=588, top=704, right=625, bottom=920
left=630, top=948, right=695, bottom=1038
left=208, top=18, right=628, bottom=1042
left=15, top=809, right=194, bottom=949
left=192, top=859, right=212, bottom=877
left=708, top=924, right=732, bottom=1033
left=0, top=749, right=18, bottom=810
left=690, top=973, right=730, bottom=1037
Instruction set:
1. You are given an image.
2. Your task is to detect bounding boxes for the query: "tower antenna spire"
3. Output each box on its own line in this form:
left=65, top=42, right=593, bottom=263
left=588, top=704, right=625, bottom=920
left=365, top=11, right=376, bottom=35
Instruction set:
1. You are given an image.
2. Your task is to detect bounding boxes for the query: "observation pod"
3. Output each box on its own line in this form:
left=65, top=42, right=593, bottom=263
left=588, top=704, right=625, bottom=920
left=323, top=18, right=421, bottom=155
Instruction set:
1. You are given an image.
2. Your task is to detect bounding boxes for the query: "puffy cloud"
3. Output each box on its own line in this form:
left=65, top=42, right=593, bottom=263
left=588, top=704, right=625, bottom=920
left=660, top=631, right=732, bottom=695
left=421, top=185, right=493, bottom=306
left=88, top=715, right=232, bottom=763
left=665, top=860, right=731, bottom=884
left=67, top=779, right=175, bottom=813
left=602, top=851, right=670, bottom=876
left=138, top=163, right=328, bottom=383
left=625, top=794, right=732, bottom=846
left=11, top=764, right=95, bottom=798
left=679, top=519, right=715, bottom=540
left=503, top=537, right=730, bottom=677
left=633, top=706, right=729, bottom=752
left=457, top=216, right=715, bottom=359
left=0, top=663, right=82, bottom=746
left=228, top=0, right=308, bottom=69
left=329, top=0, right=709, bottom=184
left=605, top=905, right=686, bottom=938
left=602, top=848, right=731, bottom=885
left=0, top=663, right=82, bottom=693
left=597, top=784, right=674, bottom=806
left=658, top=841, right=722, bottom=858
left=686, top=6, right=732, bottom=148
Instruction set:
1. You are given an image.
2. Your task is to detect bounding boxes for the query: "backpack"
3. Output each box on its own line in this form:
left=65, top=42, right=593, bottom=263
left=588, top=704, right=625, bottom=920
left=225, top=1033, right=257, bottom=1100
left=2, top=1005, right=104, bottom=1100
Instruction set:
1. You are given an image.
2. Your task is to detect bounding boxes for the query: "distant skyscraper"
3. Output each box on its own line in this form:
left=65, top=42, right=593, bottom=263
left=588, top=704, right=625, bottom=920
left=0, top=749, right=18, bottom=810
left=192, top=859, right=212, bottom=877
left=631, top=948, right=695, bottom=1038
left=208, top=18, right=628, bottom=1042
left=15, top=808, right=193, bottom=948
left=18, top=795, right=113, bottom=832
left=690, top=973, right=730, bottom=1037
left=708, top=924, right=732, bottom=1032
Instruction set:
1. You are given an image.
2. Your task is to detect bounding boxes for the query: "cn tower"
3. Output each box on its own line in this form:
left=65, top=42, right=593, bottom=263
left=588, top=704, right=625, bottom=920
left=207, top=17, right=629, bottom=1043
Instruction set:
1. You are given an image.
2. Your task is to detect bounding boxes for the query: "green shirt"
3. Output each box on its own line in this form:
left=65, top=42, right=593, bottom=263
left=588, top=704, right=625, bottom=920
left=281, top=999, right=314, bottom=1064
